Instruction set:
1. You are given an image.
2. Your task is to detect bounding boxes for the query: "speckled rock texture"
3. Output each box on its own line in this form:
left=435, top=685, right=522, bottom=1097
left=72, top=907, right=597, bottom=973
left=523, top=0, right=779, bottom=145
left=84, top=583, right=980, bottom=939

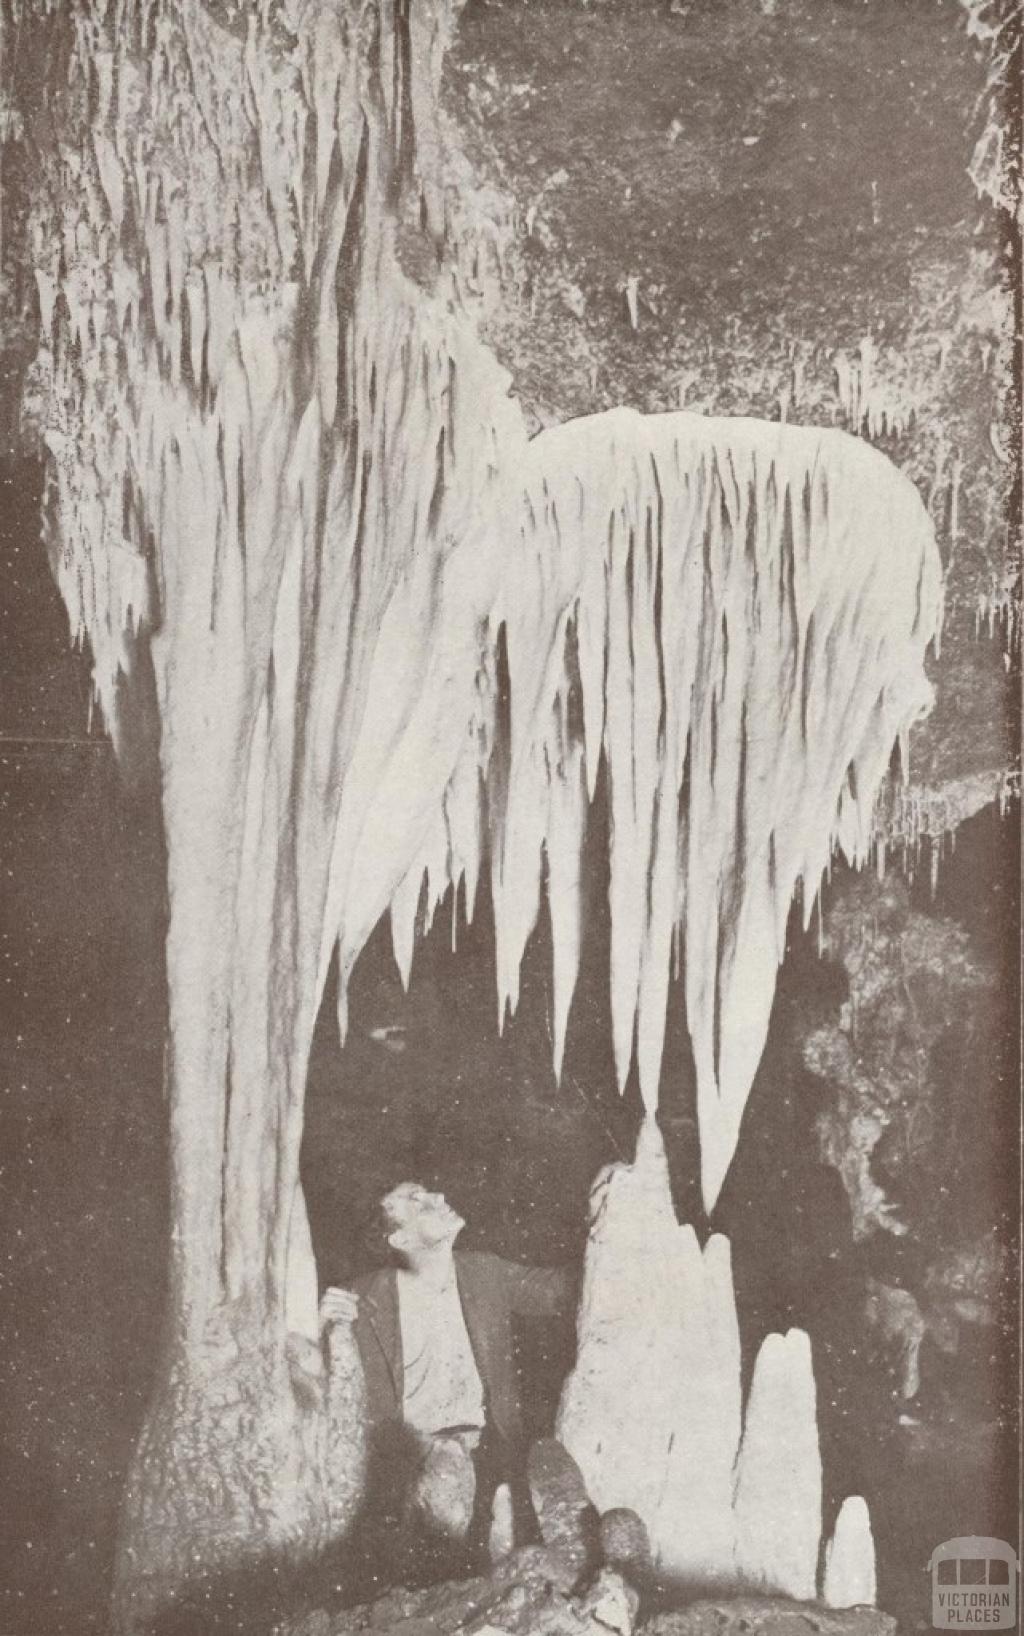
left=280, top=1545, right=634, bottom=1636
left=642, top=1598, right=895, bottom=1636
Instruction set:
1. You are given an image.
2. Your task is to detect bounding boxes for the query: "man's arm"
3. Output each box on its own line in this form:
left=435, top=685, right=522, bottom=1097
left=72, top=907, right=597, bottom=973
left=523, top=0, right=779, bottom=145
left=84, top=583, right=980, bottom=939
left=500, top=1257, right=578, bottom=1319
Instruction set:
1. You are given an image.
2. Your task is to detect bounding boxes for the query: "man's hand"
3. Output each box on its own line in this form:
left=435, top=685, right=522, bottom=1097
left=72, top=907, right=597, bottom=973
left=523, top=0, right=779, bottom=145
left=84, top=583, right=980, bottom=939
left=319, top=1287, right=360, bottom=1330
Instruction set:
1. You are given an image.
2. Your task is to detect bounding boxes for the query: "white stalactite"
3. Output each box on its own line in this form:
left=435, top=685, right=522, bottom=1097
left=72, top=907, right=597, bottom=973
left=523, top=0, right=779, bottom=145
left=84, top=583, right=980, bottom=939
left=44, top=295, right=944, bottom=1223
left=500, top=411, right=942, bottom=1205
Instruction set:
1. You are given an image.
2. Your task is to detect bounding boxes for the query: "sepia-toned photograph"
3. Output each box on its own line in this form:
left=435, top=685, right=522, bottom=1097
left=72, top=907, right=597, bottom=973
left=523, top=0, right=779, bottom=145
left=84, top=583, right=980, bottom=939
left=0, top=2, right=1020, bottom=1634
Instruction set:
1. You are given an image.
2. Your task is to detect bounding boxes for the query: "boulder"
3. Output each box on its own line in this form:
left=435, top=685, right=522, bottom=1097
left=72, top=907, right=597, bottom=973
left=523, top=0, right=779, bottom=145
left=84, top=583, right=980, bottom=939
left=598, top=1510, right=651, bottom=1581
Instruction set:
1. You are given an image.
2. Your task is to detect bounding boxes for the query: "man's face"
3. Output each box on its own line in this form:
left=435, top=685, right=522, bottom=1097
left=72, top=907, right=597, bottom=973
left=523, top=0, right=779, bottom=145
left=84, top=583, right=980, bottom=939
left=383, top=1183, right=465, bottom=1254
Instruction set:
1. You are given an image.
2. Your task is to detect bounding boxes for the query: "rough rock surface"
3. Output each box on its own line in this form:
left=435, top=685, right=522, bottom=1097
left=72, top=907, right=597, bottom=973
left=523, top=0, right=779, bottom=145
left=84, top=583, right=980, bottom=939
left=279, top=1545, right=635, bottom=1636
left=528, top=1438, right=600, bottom=1570
left=801, top=870, right=1014, bottom=1426
left=642, top=1599, right=896, bottom=1636
left=598, top=1511, right=652, bottom=1584
left=803, top=874, right=995, bottom=1243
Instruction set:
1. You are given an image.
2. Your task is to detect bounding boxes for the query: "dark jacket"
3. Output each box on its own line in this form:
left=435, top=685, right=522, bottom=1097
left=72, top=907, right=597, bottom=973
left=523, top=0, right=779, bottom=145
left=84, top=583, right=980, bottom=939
left=351, top=1250, right=575, bottom=1449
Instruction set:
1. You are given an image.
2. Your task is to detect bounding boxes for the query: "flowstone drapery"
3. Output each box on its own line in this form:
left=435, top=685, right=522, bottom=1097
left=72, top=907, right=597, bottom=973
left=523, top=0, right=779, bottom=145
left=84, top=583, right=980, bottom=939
left=485, top=410, right=941, bottom=1209
left=14, top=0, right=941, bottom=1625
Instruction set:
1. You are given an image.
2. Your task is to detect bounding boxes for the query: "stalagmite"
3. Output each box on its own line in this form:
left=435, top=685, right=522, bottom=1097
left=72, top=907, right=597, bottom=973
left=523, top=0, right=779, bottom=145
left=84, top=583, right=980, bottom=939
left=559, top=1121, right=853, bottom=1600
left=733, top=1329, right=822, bottom=1601
left=558, top=1120, right=742, bottom=1585
left=823, top=1497, right=878, bottom=1609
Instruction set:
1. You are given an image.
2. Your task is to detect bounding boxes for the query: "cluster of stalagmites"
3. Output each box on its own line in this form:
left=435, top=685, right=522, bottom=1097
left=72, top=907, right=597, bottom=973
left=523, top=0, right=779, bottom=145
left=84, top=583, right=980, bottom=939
left=558, top=1125, right=878, bottom=1608
left=282, top=1131, right=881, bottom=1636
left=281, top=1424, right=886, bottom=1636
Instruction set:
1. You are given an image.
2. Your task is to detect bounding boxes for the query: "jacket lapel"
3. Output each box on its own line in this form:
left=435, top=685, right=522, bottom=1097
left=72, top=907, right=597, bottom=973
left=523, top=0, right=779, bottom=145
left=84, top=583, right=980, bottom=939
left=363, top=1267, right=402, bottom=1405
left=454, top=1252, right=495, bottom=1397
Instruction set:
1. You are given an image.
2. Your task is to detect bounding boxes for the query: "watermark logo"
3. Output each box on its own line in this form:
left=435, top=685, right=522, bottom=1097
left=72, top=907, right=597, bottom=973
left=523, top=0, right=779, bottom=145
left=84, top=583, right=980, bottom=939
left=929, top=1537, right=1018, bottom=1630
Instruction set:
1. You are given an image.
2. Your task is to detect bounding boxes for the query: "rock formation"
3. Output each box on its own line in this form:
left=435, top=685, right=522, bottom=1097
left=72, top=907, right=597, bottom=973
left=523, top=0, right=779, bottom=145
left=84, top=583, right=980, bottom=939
left=558, top=1120, right=742, bottom=1586
left=732, top=1330, right=821, bottom=1602
left=278, top=1442, right=886, bottom=1636
left=822, top=1498, right=878, bottom=1611
left=0, top=0, right=961, bottom=1626
left=559, top=1122, right=876, bottom=1607
left=642, top=1600, right=894, bottom=1636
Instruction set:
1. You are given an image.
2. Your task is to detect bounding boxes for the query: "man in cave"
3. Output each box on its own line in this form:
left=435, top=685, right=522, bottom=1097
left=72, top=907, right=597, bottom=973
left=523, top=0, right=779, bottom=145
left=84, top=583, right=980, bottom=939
left=319, top=1180, right=577, bottom=1584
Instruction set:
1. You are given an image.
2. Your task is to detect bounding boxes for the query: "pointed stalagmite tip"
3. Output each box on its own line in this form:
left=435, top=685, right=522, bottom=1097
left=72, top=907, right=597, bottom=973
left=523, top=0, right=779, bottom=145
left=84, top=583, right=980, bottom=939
left=633, top=1113, right=669, bottom=1174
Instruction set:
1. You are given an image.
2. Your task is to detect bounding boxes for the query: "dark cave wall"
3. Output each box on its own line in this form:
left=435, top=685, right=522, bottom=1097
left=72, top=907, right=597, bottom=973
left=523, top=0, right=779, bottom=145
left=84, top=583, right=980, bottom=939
left=0, top=461, right=169, bottom=1632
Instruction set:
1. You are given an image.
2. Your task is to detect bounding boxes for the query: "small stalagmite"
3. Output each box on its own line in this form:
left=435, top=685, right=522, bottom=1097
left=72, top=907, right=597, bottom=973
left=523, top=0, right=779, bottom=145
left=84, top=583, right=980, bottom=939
left=822, top=1496, right=878, bottom=1609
